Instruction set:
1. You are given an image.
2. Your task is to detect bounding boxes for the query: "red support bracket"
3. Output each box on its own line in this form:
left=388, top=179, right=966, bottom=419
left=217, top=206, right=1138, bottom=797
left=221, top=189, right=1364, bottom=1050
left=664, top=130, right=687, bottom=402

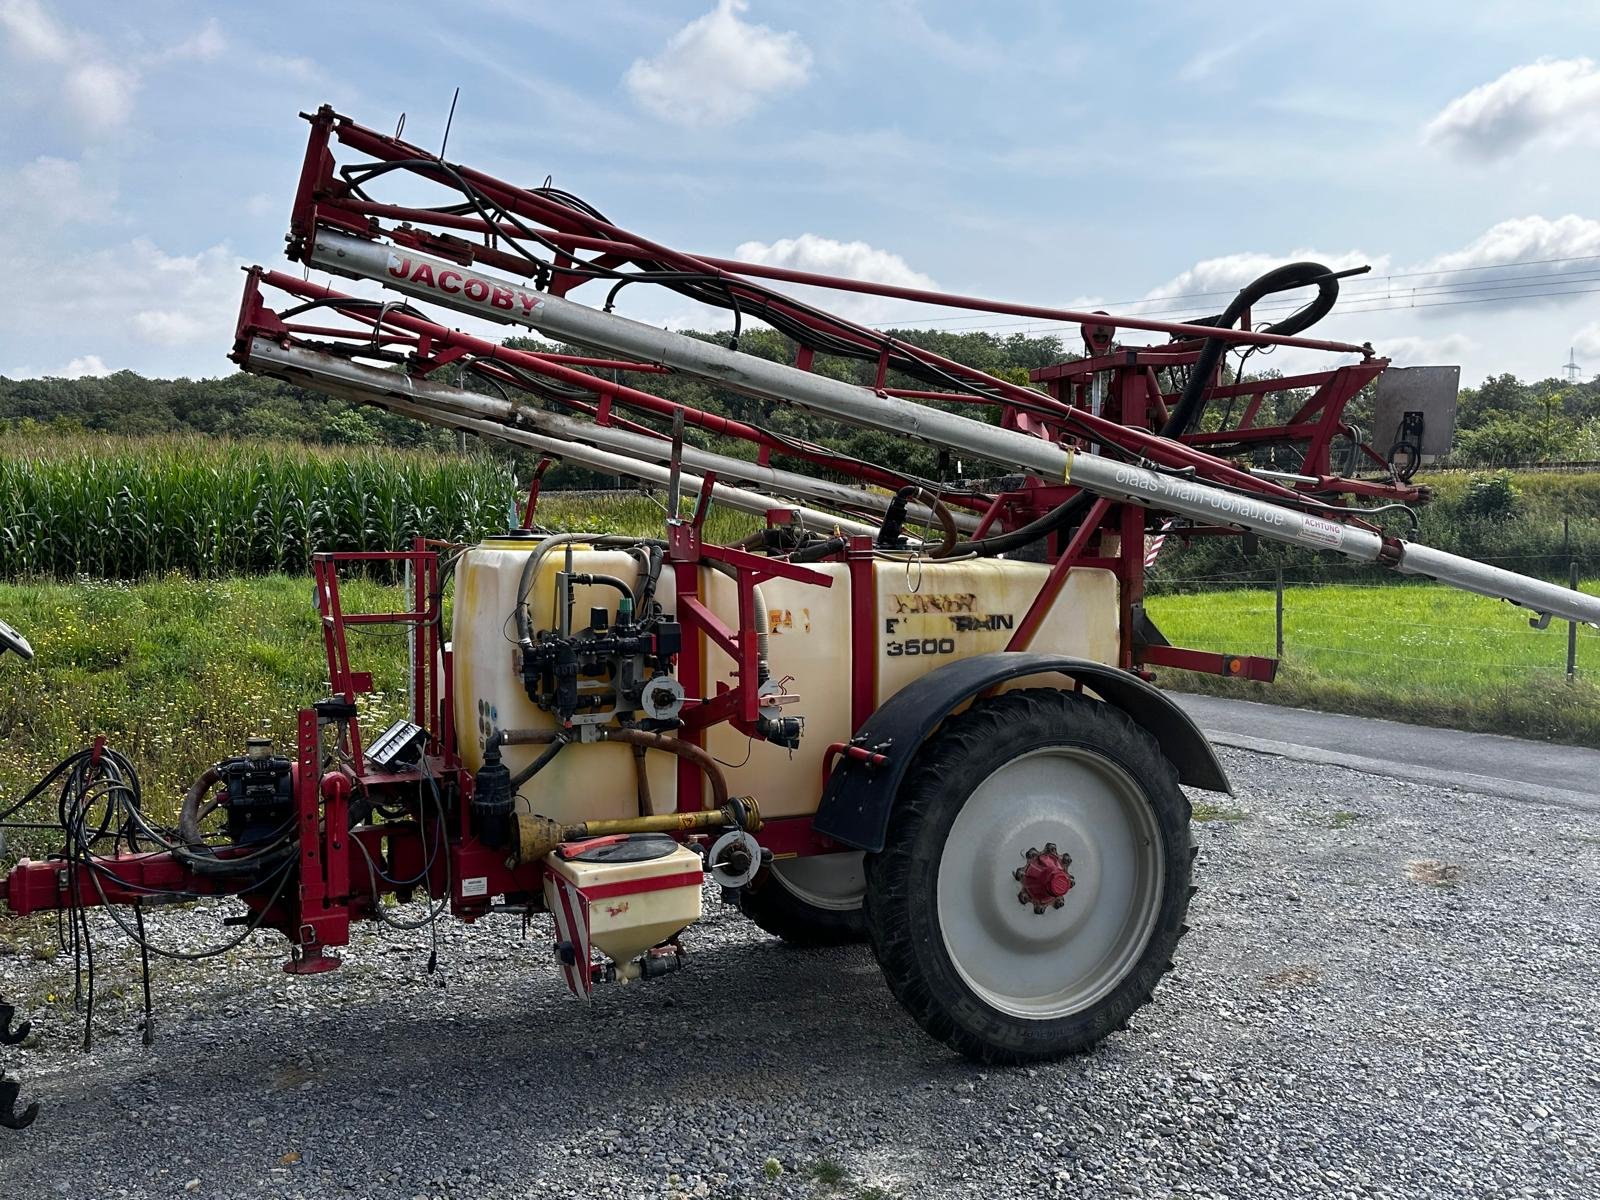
left=1137, top=644, right=1278, bottom=682
left=521, top=457, right=555, bottom=529
left=284, top=707, right=347, bottom=974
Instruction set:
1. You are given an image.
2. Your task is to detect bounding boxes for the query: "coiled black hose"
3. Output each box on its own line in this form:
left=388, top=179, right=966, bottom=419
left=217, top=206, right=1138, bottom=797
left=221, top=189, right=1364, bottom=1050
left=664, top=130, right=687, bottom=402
left=959, top=262, right=1345, bottom=558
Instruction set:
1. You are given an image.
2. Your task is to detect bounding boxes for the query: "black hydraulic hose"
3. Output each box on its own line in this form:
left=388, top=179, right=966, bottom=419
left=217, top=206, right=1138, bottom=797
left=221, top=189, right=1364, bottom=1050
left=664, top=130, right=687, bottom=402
left=510, top=738, right=567, bottom=790
left=875, top=486, right=960, bottom=558
left=177, top=766, right=223, bottom=847
left=568, top=572, right=634, bottom=610
left=957, top=492, right=1095, bottom=558
left=789, top=536, right=848, bottom=563
left=515, top=534, right=662, bottom=647
left=959, top=262, right=1346, bottom=559
left=1164, top=262, right=1342, bottom=442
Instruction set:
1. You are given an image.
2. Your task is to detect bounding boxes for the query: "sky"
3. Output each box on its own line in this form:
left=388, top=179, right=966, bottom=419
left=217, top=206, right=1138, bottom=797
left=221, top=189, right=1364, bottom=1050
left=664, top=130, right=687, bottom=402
left=3, top=0, right=1600, bottom=388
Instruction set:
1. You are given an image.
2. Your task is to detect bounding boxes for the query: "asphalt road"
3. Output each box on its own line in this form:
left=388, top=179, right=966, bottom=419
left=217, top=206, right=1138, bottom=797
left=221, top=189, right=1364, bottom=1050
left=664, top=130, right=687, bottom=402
left=1174, top=694, right=1599, bottom=809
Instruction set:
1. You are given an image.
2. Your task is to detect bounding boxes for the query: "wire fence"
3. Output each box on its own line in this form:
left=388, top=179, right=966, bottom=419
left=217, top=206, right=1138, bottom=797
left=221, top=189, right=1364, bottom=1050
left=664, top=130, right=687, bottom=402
left=1144, top=563, right=1595, bottom=682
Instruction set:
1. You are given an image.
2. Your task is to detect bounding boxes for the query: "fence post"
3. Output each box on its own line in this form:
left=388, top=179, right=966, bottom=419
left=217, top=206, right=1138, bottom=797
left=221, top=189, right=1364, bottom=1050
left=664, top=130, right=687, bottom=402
left=1569, top=560, right=1580, bottom=682
left=1275, top=567, right=1285, bottom=660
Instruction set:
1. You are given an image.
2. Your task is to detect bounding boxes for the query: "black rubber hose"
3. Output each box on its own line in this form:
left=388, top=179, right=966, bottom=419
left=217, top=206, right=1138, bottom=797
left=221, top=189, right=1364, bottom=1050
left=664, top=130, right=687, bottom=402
left=1163, top=261, right=1340, bottom=442
left=874, top=486, right=959, bottom=557
left=960, top=262, right=1343, bottom=558
left=510, top=738, right=567, bottom=790
left=569, top=573, right=635, bottom=609
left=789, top=536, right=848, bottom=563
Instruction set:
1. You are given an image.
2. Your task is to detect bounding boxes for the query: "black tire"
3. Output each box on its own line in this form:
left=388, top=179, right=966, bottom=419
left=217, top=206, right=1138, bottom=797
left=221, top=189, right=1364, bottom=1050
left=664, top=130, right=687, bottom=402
left=736, top=855, right=868, bottom=946
left=863, top=689, right=1192, bottom=1064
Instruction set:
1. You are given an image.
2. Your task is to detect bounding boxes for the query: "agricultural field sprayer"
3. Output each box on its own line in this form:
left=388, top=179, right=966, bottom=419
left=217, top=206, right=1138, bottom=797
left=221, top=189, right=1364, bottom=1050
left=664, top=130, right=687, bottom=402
left=3, top=104, right=1596, bottom=1129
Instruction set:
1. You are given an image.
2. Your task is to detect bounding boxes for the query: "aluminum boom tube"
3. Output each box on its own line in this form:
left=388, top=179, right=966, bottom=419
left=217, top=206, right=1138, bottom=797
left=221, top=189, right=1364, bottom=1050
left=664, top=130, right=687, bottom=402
left=309, top=230, right=1600, bottom=626
left=244, top=339, right=976, bottom=533
left=238, top=344, right=883, bottom=541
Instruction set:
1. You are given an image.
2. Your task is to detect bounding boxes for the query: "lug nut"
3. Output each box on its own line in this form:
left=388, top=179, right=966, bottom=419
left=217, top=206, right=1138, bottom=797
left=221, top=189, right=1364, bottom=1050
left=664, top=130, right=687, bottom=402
left=1025, top=847, right=1039, bottom=859
left=1044, top=842, right=1057, bottom=855
left=1032, top=904, right=1046, bottom=915
left=1013, top=866, right=1025, bottom=881
left=1017, top=891, right=1030, bottom=905
left=1052, top=897, right=1065, bottom=909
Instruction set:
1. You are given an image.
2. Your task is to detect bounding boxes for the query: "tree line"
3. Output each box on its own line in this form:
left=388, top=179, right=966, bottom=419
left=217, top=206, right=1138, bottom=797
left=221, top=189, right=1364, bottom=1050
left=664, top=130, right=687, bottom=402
left=4, top=329, right=1598, bottom=475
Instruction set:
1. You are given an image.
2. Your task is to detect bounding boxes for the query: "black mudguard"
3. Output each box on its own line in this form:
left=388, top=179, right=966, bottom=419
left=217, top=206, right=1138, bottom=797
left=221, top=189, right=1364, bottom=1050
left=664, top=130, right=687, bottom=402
left=812, top=652, right=1230, bottom=853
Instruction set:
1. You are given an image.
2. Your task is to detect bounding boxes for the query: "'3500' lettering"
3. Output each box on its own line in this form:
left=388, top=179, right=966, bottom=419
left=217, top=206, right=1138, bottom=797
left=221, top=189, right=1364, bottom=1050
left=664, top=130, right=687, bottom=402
left=885, top=637, right=956, bottom=657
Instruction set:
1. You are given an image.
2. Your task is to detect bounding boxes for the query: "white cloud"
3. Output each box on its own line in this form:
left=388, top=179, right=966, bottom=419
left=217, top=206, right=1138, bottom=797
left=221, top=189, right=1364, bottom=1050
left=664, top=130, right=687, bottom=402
left=884, top=0, right=1002, bottom=72
left=1, top=6, right=222, bottom=136
left=5, top=354, right=114, bottom=379
left=158, top=18, right=225, bottom=63
left=1143, top=215, right=1600, bottom=326
left=736, top=233, right=938, bottom=290
left=0, top=0, right=67, bottom=59
left=0, top=156, right=116, bottom=225
left=624, top=0, right=811, bottom=128
left=258, top=53, right=323, bottom=83
left=59, top=354, right=111, bottom=378
left=1423, top=57, right=1600, bottom=161
left=1416, top=213, right=1600, bottom=274
left=1573, top=321, right=1600, bottom=360
left=1177, top=27, right=1271, bottom=85
left=1366, top=333, right=1474, bottom=367
left=733, top=233, right=937, bottom=322
left=1142, top=249, right=1386, bottom=306
left=0, top=235, right=244, bottom=373
left=62, top=60, right=139, bottom=129
left=132, top=310, right=211, bottom=345
left=0, top=0, right=139, bottom=133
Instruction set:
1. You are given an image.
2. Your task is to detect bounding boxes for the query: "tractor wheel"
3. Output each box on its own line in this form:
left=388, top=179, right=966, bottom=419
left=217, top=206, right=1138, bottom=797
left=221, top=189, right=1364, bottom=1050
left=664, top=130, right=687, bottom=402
left=737, top=853, right=867, bottom=945
left=864, top=689, right=1192, bottom=1064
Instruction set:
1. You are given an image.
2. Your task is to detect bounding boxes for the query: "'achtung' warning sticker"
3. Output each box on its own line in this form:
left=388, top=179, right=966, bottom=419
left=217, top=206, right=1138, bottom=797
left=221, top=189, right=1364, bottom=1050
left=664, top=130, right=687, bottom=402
left=1299, top=516, right=1345, bottom=549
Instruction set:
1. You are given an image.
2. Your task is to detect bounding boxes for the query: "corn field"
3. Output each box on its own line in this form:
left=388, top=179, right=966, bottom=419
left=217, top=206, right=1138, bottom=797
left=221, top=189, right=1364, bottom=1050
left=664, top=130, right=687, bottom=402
left=0, top=435, right=522, bottom=579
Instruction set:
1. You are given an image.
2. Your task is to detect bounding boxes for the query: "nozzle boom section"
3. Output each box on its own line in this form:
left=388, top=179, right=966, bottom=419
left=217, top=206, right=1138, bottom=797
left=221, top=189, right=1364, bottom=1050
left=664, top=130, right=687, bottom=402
left=243, top=338, right=972, bottom=534
left=240, top=338, right=884, bottom=541
left=309, top=229, right=1600, bottom=627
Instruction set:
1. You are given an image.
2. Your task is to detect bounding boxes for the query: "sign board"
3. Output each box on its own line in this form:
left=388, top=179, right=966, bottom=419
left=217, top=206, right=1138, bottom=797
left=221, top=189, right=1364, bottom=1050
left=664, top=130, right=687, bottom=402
left=1370, top=366, right=1460, bottom=458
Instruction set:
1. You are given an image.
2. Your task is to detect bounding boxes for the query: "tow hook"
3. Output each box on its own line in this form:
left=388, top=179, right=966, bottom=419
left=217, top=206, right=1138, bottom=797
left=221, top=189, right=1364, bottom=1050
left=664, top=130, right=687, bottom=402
left=0, top=997, right=37, bottom=1130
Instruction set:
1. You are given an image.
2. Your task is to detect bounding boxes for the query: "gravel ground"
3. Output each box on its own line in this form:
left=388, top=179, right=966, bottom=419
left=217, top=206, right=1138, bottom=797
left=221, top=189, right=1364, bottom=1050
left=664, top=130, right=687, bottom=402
left=1, top=746, right=1596, bottom=1200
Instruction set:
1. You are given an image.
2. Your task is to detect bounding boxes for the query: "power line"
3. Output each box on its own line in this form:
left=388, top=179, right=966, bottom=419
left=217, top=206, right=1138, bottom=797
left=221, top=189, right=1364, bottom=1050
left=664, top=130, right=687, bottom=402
left=873, top=281, right=1600, bottom=339
left=866, top=253, right=1600, bottom=330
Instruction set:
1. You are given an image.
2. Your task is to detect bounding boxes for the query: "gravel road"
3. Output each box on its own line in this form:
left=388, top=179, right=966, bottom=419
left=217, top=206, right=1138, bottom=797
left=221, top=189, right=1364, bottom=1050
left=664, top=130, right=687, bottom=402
left=1, top=746, right=1596, bottom=1199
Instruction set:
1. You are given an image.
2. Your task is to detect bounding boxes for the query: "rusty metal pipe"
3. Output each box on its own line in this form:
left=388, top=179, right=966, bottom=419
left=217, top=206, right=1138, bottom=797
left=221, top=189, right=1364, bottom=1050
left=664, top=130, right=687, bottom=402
left=594, top=729, right=727, bottom=811
left=512, top=798, right=760, bottom=863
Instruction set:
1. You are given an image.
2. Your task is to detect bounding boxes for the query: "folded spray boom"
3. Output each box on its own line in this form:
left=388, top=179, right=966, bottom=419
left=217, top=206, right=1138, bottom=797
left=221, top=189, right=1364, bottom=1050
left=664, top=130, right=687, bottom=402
left=286, top=230, right=1598, bottom=629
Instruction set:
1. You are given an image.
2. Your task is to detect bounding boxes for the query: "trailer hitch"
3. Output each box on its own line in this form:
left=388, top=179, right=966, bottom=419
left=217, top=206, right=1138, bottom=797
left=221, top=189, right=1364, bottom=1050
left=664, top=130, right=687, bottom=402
left=0, top=997, right=38, bottom=1130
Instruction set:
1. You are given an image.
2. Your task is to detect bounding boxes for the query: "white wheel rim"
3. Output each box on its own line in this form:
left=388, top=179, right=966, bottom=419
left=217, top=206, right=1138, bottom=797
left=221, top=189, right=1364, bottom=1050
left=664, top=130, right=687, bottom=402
left=771, top=852, right=865, bottom=912
left=935, top=746, right=1163, bottom=1020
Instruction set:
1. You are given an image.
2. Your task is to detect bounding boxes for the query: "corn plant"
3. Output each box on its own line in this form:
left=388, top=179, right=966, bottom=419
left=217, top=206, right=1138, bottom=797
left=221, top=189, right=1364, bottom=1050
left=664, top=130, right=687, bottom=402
left=0, top=435, right=523, bottom=580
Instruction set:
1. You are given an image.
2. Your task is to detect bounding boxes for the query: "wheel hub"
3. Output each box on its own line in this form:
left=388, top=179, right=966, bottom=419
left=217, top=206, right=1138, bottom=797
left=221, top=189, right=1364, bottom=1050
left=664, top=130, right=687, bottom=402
left=1014, top=843, right=1074, bottom=913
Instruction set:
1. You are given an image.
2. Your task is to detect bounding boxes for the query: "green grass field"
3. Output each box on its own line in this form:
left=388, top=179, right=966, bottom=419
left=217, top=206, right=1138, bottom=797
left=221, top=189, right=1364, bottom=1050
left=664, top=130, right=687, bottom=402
left=1146, top=579, right=1600, bottom=746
